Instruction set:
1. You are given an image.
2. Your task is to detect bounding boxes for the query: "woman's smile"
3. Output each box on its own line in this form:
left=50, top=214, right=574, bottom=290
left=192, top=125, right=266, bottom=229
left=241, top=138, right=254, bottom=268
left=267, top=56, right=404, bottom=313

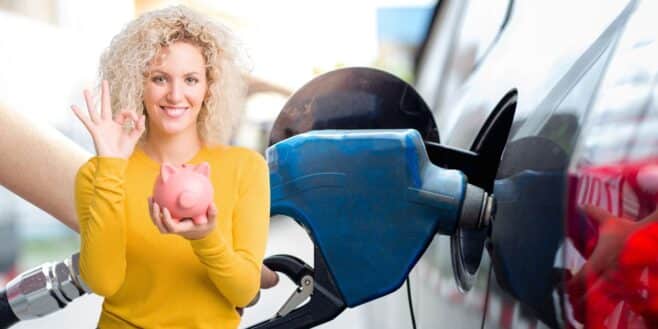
left=160, top=105, right=189, bottom=119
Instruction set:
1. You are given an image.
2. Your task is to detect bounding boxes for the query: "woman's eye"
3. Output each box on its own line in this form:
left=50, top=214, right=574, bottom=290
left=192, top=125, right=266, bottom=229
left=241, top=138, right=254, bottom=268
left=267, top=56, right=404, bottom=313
left=185, top=77, right=199, bottom=85
left=151, top=76, right=166, bottom=84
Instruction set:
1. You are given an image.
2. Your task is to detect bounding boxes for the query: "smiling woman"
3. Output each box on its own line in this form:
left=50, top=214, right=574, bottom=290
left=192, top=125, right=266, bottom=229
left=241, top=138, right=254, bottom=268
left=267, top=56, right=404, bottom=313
left=69, top=6, right=276, bottom=329
left=96, top=6, right=246, bottom=148
left=142, top=42, right=209, bottom=147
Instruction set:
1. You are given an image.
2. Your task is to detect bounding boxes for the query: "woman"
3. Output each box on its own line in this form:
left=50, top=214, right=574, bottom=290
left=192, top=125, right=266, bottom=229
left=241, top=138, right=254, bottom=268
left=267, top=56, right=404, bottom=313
left=72, top=6, right=275, bottom=328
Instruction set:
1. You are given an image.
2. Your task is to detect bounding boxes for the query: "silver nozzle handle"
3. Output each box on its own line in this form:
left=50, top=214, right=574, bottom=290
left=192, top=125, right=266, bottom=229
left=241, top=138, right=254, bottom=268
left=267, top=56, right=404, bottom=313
left=6, top=252, right=90, bottom=320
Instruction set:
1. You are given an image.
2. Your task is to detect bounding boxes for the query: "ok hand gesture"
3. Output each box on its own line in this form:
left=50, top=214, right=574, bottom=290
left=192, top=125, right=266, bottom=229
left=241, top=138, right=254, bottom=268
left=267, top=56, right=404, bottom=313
left=72, top=80, right=146, bottom=159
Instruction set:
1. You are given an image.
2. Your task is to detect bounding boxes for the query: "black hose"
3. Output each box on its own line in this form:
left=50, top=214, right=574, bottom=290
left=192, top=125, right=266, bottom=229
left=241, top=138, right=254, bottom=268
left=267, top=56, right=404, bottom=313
left=406, top=277, right=417, bottom=329
left=0, top=289, right=18, bottom=329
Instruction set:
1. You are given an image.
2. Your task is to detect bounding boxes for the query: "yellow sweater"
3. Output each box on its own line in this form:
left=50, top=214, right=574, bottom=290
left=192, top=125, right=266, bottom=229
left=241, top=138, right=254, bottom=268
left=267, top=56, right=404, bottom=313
left=74, top=145, right=270, bottom=329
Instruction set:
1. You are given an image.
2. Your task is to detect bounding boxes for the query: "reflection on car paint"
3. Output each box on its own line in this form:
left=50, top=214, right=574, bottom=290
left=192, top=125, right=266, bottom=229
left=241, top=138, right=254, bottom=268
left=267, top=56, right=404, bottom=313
left=565, top=159, right=658, bottom=328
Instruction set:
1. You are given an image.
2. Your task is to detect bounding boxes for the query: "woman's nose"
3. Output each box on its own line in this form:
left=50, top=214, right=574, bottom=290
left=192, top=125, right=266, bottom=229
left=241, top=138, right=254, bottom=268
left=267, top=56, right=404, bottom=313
left=166, top=82, right=184, bottom=103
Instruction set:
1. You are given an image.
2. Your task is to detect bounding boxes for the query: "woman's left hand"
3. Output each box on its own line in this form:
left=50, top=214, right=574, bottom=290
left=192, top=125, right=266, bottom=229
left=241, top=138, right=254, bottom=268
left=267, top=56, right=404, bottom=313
left=148, top=197, right=217, bottom=240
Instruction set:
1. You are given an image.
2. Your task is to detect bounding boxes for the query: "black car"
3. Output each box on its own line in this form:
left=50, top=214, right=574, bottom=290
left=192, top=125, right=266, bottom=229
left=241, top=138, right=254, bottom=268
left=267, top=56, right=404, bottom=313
left=359, top=0, right=658, bottom=328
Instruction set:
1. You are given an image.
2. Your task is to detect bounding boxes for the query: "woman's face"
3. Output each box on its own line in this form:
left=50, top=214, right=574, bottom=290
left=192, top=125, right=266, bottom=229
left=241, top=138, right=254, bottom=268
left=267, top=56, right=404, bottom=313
left=143, top=42, right=208, bottom=138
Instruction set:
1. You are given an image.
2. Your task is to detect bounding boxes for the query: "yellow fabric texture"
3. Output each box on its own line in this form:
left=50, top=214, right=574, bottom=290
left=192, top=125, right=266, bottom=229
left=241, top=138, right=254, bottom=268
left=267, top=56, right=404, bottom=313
left=74, top=145, right=270, bottom=329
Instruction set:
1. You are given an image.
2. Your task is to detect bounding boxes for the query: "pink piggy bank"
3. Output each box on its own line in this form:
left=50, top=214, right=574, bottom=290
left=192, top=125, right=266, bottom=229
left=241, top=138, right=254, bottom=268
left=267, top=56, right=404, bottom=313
left=152, top=162, right=214, bottom=224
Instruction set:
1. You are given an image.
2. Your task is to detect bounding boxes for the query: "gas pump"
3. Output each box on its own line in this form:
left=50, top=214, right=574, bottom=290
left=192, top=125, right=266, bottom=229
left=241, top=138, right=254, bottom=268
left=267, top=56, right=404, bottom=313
left=0, top=67, right=513, bottom=328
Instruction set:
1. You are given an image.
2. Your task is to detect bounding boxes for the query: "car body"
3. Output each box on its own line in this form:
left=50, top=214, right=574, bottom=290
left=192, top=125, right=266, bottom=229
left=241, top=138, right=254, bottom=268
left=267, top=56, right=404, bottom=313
left=360, top=0, right=658, bottom=328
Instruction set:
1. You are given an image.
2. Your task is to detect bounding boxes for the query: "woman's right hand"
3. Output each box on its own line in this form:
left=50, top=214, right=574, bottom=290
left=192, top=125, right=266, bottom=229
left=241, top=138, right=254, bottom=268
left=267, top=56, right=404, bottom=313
left=71, top=80, right=145, bottom=159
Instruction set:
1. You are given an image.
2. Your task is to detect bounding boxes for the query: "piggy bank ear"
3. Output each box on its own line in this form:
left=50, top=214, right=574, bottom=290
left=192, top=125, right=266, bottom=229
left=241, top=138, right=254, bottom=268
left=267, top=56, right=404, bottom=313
left=195, top=162, right=210, bottom=177
left=161, top=163, right=177, bottom=183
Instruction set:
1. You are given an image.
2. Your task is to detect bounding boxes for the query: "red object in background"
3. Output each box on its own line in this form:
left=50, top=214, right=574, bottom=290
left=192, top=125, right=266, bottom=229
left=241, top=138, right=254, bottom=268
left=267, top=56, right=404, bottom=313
left=617, top=215, right=658, bottom=326
left=566, top=159, right=658, bottom=328
left=0, top=265, right=17, bottom=287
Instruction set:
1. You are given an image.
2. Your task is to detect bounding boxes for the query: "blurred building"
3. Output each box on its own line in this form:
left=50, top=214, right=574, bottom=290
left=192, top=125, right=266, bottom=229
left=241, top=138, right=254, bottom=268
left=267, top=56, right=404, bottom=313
left=375, top=5, right=434, bottom=82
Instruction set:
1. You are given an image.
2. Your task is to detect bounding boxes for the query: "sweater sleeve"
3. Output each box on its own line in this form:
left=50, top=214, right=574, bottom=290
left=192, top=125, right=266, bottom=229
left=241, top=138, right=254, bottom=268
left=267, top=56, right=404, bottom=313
left=74, top=156, right=128, bottom=297
left=189, top=153, right=270, bottom=307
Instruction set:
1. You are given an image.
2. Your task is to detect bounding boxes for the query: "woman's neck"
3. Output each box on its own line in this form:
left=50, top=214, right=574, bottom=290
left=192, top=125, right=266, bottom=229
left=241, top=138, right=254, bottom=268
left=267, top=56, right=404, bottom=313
left=140, top=130, right=204, bottom=165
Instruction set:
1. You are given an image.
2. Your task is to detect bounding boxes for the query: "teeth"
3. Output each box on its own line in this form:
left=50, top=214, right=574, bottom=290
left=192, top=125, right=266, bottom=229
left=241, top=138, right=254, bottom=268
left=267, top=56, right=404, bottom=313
left=161, top=107, right=187, bottom=118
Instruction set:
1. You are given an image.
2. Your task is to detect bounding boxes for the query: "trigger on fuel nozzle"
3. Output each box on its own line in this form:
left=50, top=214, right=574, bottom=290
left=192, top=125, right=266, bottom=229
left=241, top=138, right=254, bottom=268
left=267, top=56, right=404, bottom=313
left=246, top=129, right=495, bottom=329
left=248, top=248, right=346, bottom=329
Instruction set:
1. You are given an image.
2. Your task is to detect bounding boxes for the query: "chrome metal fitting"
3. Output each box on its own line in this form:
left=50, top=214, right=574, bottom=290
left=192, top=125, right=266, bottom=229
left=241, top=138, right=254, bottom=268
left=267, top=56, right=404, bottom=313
left=458, top=184, right=495, bottom=230
left=6, top=253, right=89, bottom=320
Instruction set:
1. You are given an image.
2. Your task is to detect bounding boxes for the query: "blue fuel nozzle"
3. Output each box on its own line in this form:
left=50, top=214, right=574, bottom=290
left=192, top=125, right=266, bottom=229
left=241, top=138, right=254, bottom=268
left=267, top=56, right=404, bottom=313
left=267, top=129, right=489, bottom=308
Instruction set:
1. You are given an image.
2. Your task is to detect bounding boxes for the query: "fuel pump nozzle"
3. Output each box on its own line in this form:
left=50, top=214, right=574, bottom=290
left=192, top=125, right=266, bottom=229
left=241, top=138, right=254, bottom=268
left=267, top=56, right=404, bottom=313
left=247, top=129, right=494, bottom=329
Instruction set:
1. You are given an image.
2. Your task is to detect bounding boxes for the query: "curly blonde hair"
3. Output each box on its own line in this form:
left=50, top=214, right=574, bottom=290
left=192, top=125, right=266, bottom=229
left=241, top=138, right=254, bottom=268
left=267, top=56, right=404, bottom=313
left=99, top=5, right=248, bottom=145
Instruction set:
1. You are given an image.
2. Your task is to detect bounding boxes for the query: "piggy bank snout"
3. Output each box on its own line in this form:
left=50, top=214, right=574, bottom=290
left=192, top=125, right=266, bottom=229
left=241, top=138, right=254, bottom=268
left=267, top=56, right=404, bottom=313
left=178, top=190, right=202, bottom=209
